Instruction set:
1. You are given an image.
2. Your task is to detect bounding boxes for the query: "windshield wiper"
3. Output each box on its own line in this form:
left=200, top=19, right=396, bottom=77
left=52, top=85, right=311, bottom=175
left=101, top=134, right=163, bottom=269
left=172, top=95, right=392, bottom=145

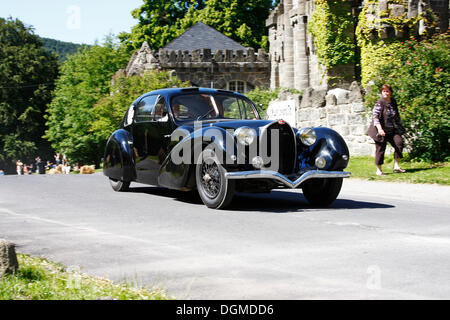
left=197, top=108, right=215, bottom=121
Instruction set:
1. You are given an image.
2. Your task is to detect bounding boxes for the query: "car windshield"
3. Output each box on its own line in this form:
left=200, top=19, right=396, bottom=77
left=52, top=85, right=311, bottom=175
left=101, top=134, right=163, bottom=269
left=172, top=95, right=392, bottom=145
left=171, top=93, right=259, bottom=121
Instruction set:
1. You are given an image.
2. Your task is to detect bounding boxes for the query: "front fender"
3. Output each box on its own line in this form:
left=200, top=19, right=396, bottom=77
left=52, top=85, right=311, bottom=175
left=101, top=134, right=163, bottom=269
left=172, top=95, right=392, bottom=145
left=103, top=129, right=136, bottom=181
left=297, top=127, right=350, bottom=171
left=158, top=126, right=236, bottom=190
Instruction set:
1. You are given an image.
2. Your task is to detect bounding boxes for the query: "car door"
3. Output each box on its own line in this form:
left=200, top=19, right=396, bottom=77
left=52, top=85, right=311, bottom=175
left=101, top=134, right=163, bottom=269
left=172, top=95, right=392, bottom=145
left=132, top=94, right=172, bottom=185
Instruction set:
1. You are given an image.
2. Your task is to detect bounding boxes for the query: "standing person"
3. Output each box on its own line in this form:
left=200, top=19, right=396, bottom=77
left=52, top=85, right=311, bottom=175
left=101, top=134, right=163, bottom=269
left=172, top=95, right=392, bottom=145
left=54, top=153, right=61, bottom=166
left=62, top=156, right=71, bottom=174
left=23, top=163, right=28, bottom=175
left=368, top=84, right=406, bottom=176
left=35, top=156, right=45, bottom=174
left=16, top=160, right=23, bottom=175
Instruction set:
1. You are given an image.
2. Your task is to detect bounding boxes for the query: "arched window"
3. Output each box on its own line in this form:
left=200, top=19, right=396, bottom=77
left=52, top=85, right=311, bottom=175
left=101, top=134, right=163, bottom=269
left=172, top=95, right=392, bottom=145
left=227, top=81, right=255, bottom=93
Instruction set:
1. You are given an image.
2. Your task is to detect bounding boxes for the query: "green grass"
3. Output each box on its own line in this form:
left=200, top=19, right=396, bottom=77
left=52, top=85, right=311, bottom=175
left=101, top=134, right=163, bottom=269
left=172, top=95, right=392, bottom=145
left=0, top=254, right=170, bottom=300
left=347, top=155, right=450, bottom=185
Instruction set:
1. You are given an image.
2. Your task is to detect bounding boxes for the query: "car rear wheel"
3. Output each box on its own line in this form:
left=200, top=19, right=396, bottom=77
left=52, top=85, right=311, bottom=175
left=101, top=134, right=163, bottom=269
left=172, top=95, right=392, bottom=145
left=196, top=149, right=235, bottom=209
left=301, top=178, right=343, bottom=207
left=109, top=178, right=130, bottom=192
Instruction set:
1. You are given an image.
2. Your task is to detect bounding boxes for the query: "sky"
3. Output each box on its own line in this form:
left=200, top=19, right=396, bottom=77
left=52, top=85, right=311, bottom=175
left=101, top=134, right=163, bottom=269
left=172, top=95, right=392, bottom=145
left=0, top=0, right=144, bottom=44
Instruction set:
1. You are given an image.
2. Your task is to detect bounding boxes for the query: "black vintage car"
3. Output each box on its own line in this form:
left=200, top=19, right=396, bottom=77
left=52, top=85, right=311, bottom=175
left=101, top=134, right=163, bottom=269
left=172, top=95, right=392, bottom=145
left=103, top=87, right=350, bottom=209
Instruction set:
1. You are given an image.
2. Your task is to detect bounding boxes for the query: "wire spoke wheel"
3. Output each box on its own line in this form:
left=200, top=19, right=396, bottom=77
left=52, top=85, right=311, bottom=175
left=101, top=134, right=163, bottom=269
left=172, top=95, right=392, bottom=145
left=200, top=158, right=222, bottom=198
left=196, top=149, right=235, bottom=209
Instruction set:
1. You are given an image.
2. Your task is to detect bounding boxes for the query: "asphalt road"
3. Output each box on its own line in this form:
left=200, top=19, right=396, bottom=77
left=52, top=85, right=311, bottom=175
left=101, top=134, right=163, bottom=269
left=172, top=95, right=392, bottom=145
left=1, top=173, right=449, bottom=299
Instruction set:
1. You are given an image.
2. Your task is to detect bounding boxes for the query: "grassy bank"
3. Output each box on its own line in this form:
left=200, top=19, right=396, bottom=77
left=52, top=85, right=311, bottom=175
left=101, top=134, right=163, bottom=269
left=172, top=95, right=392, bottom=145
left=347, top=155, right=450, bottom=185
left=0, top=254, right=170, bottom=300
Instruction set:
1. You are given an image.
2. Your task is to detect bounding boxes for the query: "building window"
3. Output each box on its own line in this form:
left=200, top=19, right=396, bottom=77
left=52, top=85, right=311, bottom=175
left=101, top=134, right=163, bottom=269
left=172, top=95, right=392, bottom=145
left=227, top=81, right=254, bottom=93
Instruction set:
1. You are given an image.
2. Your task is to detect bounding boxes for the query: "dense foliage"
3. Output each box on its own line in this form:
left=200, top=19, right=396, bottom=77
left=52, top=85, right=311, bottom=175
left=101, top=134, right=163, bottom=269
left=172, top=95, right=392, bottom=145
left=0, top=17, right=59, bottom=173
left=308, top=0, right=356, bottom=69
left=245, top=87, right=281, bottom=112
left=40, top=37, right=87, bottom=62
left=119, top=0, right=199, bottom=52
left=355, top=0, right=437, bottom=87
left=365, top=33, right=449, bottom=162
left=91, top=71, right=189, bottom=145
left=44, top=37, right=129, bottom=166
left=119, top=0, right=276, bottom=52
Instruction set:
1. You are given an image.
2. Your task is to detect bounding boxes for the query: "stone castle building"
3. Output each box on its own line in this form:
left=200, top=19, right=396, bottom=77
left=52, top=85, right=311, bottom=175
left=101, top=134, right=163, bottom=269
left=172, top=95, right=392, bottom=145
left=123, top=22, right=270, bottom=93
left=123, top=1, right=448, bottom=93
left=266, top=0, right=448, bottom=91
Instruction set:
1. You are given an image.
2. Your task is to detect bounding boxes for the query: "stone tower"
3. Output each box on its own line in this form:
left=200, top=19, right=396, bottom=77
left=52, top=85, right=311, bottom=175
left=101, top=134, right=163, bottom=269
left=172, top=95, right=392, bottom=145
left=266, top=0, right=321, bottom=90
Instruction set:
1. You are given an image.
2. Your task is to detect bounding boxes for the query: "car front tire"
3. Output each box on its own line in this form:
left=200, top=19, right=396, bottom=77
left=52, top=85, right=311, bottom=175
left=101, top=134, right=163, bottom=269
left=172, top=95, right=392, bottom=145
left=109, top=178, right=130, bottom=192
left=195, top=149, right=235, bottom=209
left=301, top=178, right=343, bottom=207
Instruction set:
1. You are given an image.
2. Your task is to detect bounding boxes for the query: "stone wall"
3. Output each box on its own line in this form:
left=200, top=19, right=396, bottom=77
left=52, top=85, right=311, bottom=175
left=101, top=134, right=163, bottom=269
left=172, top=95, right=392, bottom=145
left=269, top=82, right=376, bottom=156
left=123, top=41, right=270, bottom=90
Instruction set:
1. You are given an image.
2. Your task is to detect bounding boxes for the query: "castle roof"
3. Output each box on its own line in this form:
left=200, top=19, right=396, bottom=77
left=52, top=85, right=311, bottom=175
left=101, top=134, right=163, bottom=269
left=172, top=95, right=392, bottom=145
left=163, top=22, right=246, bottom=53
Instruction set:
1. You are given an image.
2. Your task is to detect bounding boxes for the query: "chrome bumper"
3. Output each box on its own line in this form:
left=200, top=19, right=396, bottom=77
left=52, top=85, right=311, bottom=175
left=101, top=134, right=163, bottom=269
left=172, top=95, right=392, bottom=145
left=225, top=170, right=351, bottom=189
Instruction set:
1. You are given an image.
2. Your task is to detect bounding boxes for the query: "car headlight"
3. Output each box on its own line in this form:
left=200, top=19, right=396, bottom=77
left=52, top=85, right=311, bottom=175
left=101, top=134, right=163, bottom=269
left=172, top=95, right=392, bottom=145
left=297, top=127, right=317, bottom=146
left=234, top=127, right=256, bottom=146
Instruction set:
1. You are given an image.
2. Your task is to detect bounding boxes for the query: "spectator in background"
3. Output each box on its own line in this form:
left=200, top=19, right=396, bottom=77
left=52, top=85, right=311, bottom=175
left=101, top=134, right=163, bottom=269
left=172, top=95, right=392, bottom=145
left=16, top=160, right=23, bottom=175
left=35, top=156, right=45, bottom=174
left=54, top=153, right=61, bottom=166
left=0, top=169, right=5, bottom=176
left=45, top=161, right=53, bottom=171
left=62, top=157, right=71, bottom=174
left=23, top=163, right=28, bottom=175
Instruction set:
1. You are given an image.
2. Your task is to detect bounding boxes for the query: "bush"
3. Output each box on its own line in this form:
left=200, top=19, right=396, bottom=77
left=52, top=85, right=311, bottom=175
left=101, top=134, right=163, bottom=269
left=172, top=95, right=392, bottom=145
left=245, top=87, right=281, bottom=111
left=365, top=33, right=450, bottom=162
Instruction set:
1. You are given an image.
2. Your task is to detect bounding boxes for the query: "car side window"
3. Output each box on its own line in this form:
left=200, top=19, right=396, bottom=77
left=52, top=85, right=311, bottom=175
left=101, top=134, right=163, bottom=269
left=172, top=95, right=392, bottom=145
left=135, top=95, right=158, bottom=122
left=154, top=96, right=168, bottom=121
left=238, top=98, right=257, bottom=120
left=222, top=97, right=241, bottom=119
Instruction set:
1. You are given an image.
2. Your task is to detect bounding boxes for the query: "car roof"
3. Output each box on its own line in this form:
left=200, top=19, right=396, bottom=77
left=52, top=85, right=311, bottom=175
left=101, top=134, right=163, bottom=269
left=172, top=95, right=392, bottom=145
left=134, top=87, right=246, bottom=104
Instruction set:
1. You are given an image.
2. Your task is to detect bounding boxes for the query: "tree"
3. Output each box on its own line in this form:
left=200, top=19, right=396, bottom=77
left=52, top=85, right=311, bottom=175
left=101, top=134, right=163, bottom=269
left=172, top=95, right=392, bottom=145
left=119, top=0, right=275, bottom=52
left=40, top=37, right=88, bottom=62
left=178, top=0, right=274, bottom=49
left=0, top=17, right=59, bottom=173
left=119, top=0, right=204, bottom=52
left=91, top=70, right=189, bottom=145
left=44, top=37, right=129, bottom=167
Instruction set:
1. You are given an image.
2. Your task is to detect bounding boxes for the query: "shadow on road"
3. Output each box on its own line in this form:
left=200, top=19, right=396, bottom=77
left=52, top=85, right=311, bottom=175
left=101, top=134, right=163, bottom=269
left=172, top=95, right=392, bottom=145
left=127, top=186, right=394, bottom=212
left=229, top=190, right=394, bottom=212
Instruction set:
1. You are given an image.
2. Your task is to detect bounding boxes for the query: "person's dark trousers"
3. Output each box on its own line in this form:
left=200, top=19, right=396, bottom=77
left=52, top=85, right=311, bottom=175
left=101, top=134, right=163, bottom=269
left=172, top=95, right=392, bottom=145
left=375, top=129, right=403, bottom=165
left=37, top=162, right=45, bottom=174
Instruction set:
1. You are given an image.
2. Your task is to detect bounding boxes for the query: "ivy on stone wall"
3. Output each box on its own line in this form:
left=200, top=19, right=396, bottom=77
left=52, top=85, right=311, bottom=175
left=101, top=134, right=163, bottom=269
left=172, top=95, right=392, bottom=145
left=355, top=0, right=438, bottom=87
left=308, top=0, right=356, bottom=70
